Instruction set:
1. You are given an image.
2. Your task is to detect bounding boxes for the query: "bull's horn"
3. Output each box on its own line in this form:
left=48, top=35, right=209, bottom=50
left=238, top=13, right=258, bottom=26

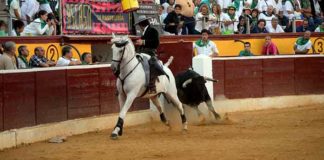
left=204, top=76, right=219, bottom=83
left=164, top=56, right=174, bottom=67
left=182, top=78, right=193, bottom=88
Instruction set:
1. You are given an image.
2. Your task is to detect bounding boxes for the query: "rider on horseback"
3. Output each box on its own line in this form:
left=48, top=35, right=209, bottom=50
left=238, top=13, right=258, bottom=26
left=135, top=15, right=167, bottom=94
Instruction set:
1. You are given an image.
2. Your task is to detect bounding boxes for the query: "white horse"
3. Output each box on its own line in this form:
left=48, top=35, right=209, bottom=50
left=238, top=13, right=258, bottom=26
left=110, top=35, right=188, bottom=139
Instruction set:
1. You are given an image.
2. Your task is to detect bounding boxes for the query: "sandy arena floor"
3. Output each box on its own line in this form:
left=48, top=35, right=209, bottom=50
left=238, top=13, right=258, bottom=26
left=0, top=104, right=324, bottom=160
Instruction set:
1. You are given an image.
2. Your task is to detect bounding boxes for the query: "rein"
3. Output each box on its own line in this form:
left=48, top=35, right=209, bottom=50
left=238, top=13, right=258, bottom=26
left=112, top=42, right=141, bottom=95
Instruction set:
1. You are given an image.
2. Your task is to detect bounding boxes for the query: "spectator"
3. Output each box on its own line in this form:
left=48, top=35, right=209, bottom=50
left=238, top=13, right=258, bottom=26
left=237, top=16, right=247, bottom=34
left=164, top=4, right=184, bottom=35
left=283, top=0, right=296, bottom=20
left=37, top=0, right=53, bottom=14
left=266, top=17, right=285, bottom=33
left=193, top=29, right=219, bottom=57
left=278, top=10, right=290, bottom=30
left=56, top=46, right=81, bottom=66
left=218, top=0, right=232, bottom=12
left=195, top=4, right=212, bottom=34
left=11, top=20, right=24, bottom=36
left=314, top=21, right=324, bottom=32
left=9, top=0, right=21, bottom=21
left=17, top=45, right=29, bottom=69
left=21, top=10, right=56, bottom=36
left=262, top=36, right=279, bottom=55
left=296, top=19, right=315, bottom=32
left=258, top=5, right=276, bottom=27
left=0, top=20, right=7, bottom=36
left=159, top=5, right=167, bottom=28
left=274, top=0, right=283, bottom=15
left=251, top=19, right=269, bottom=33
left=223, top=5, right=239, bottom=35
left=250, top=0, right=259, bottom=10
left=294, top=30, right=312, bottom=54
left=300, top=0, right=313, bottom=20
left=21, top=0, right=40, bottom=25
left=210, top=4, right=225, bottom=35
left=0, top=41, right=17, bottom=70
left=162, top=0, right=176, bottom=14
left=232, top=0, right=253, bottom=16
left=242, top=7, right=253, bottom=23
left=29, top=47, right=56, bottom=67
left=81, top=52, right=92, bottom=65
left=239, top=42, right=254, bottom=56
left=258, top=0, right=277, bottom=13
left=251, top=9, right=259, bottom=28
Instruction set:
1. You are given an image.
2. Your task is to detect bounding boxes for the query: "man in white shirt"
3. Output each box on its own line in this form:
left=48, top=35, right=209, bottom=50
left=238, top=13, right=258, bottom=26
left=258, top=5, right=276, bottom=26
left=56, top=46, right=81, bottom=66
left=266, top=17, right=285, bottom=33
left=9, top=0, right=21, bottom=20
left=282, top=0, right=295, bottom=19
left=258, top=0, right=277, bottom=12
left=294, top=31, right=312, bottom=54
left=193, top=29, right=219, bottom=57
left=21, top=0, right=40, bottom=25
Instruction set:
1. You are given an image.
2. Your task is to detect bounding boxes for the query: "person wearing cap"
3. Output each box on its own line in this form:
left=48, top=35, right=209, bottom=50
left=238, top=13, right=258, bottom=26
left=135, top=15, right=167, bottom=93
left=222, top=5, right=239, bottom=35
left=193, top=29, right=219, bottom=57
left=233, top=0, right=253, bottom=15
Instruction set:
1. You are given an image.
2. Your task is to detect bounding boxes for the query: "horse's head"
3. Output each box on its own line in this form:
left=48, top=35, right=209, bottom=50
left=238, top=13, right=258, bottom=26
left=111, top=34, right=135, bottom=77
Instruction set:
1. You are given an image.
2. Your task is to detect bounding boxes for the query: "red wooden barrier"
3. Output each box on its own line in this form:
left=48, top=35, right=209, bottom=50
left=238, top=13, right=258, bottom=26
left=99, top=68, right=119, bottom=114
left=67, top=69, right=101, bottom=119
left=224, top=59, right=263, bottom=99
left=0, top=75, right=3, bottom=131
left=3, top=73, right=36, bottom=130
left=36, top=70, right=67, bottom=124
left=263, top=58, right=295, bottom=96
left=212, top=60, right=225, bottom=98
left=295, top=57, right=324, bottom=94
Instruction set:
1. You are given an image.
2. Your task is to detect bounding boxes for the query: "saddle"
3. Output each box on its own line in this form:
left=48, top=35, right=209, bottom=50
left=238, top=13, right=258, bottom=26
left=136, top=54, right=169, bottom=93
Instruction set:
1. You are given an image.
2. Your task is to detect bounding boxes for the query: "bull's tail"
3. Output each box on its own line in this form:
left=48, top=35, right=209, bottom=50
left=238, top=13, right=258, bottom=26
left=164, top=56, right=174, bottom=67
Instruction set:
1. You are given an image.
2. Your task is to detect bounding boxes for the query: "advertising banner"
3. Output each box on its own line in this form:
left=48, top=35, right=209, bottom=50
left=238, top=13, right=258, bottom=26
left=62, top=0, right=130, bottom=34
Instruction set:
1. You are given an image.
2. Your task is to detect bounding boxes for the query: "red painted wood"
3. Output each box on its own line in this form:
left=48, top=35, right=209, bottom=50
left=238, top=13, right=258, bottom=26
left=67, top=69, right=100, bottom=119
left=0, top=75, right=3, bottom=131
left=225, top=60, right=263, bottom=99
left=263, top=58, right=295, bottom=96
left=36, top=70, right=67, bottom=124
left=158, top=42, right=192, bottom=75
left=3, top=73, right=36, bottom=130
left=131, top=98, right=150, bottom=111
left=295, top=57, right=324, bottom=94
left=212, top=60, right=225, bottom=98
left=99, top=68, right=119, bottom=114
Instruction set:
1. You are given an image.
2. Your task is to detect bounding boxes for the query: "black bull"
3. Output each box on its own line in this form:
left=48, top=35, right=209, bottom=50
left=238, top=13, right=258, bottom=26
left=175, top=69, right=220, bottom=120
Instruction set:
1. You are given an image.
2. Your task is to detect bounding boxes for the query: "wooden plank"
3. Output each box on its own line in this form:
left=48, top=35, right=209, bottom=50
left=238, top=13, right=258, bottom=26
left=212, top=60, right=224, bottom=98
left=225, top=60, right=263, bottom=99
left=99, top=68, right=119, bottom=114
left=3, top=73, right=36, bottom=130
left=36, top=70, right=67, bottom=124
left=0, top=74, right=3, bottom=131
left=67, top=69, right=100, bottom=119
left=263, top=58, right=295, bottom=96
left=295, top=58, right=324, bottom=94
left=158, top=42, right=192, bottom=75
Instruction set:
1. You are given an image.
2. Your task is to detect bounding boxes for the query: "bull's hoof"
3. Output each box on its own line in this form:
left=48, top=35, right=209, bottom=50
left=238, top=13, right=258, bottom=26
left=110, top=133, right=119, bottom=140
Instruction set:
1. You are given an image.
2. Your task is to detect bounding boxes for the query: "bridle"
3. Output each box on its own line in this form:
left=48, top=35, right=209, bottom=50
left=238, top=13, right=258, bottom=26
left=112, top=40, right=141, bottom=95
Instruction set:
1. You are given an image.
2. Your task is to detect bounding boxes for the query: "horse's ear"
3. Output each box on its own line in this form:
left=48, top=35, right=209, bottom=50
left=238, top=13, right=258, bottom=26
left=112, top=33, right=116, bottom=38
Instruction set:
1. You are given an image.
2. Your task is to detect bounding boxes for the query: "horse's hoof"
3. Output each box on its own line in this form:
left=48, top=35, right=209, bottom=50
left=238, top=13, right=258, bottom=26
left=110, top=133, right=118, bottom=140
left=199, top=115, right=206, bottom=123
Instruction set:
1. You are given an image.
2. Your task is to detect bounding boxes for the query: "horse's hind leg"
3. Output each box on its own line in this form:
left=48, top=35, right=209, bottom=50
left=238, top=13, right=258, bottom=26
left=111, top=94, right=136, bottom=140
left=150, top=96, right=169, bottom=126
left=165, top=92, right=188, bottom=131
left=206, top=100, right=220, bottom=120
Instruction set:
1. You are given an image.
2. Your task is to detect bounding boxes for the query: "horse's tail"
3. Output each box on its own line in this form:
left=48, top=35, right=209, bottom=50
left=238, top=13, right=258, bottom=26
left=164, top=56, right=174, bottom=67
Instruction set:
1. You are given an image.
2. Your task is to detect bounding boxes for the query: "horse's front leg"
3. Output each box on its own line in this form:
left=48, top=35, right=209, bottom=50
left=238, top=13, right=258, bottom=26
left=150, top=95, right=169, bottom=126
left=111, top=93, right=137, bottom=140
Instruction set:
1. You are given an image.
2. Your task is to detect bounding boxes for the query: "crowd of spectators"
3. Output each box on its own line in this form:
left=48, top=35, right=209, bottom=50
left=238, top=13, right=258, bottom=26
left=0, top=41, right=93, bottom=70
left=159, top=0, right=324, bottom=35
left=0, top=0, right=58, bottom=36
